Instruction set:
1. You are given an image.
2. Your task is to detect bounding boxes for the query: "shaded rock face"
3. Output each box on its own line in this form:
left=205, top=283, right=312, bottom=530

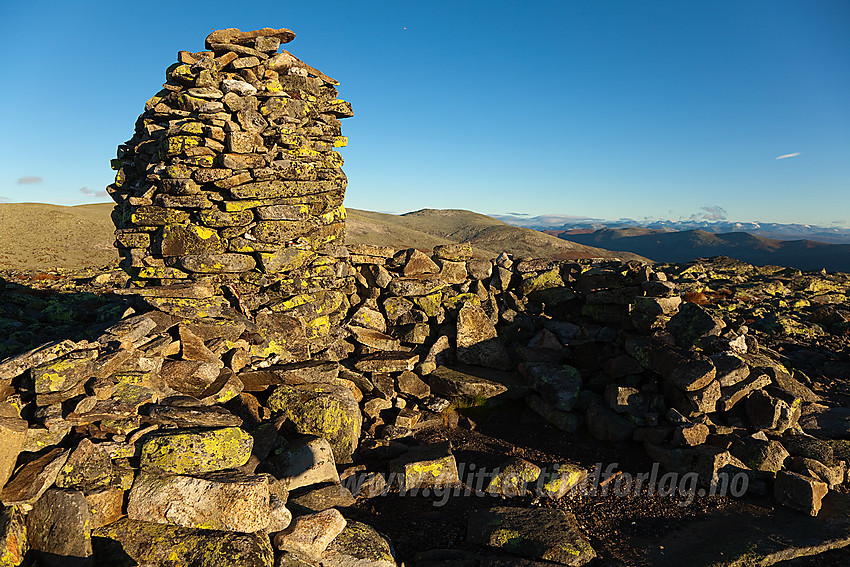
left=107, top=25, right=354, bottom=364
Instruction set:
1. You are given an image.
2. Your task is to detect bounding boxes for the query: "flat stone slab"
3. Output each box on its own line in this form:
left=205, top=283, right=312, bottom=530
left=92, top=518, right=274, bottom=567
left=427, top=366, right=509, bottom=399
left=354, top=352, right=419, bottom=373
left=801, top=405, right=850, bottom=440
left=466, top=506, right=596, bottom=566
left=635, top=491, right=850, bottom=566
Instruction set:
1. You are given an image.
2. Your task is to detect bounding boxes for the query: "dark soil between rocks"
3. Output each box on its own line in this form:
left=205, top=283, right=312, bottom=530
left=346, top=399, right=760, bottom=566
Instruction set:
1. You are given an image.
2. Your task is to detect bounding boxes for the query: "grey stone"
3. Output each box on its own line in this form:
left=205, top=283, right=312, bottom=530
left=26, top=488, right=92, bottom=566
left=467, top=507, right=595, bottom=565
left=775, top=470, right=829, bottom=516
left=127, top=470, right=271, bottom=532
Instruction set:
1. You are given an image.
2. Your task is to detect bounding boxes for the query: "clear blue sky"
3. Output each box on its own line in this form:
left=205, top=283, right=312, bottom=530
left=1, top=1, right=847, bottom=225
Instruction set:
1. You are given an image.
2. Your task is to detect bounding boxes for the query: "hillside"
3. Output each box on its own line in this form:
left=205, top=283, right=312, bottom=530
left=348, top=208, right=649, bottom=262
left=0, top=203, right=117, bottom=269
left=0, top=204, right=648, bottom=270
left=555, top=227, right=850, bottom=272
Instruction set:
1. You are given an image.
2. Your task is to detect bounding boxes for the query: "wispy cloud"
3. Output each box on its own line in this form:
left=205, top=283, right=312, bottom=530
left=775, top=152, right=800, bottom=160
left=16, top=176, right=43, bottom=185
left=690, top=206, right=727, bottom=221
left=80, top=187, right=108, bottom=198
left=0, top=196, right=10, bottom=203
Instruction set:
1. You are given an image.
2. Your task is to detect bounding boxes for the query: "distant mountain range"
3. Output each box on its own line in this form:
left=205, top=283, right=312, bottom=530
left=547, top=227, right=850, bottom=273
left=494, top=214, right=850, bottom=245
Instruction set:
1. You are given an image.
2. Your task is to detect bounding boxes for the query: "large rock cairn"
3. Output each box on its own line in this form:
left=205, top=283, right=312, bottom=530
left=108, top=26, right=354, bottom=364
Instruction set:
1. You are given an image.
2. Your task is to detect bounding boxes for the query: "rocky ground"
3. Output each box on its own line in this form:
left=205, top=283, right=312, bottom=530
left=1, top=251, right=849, bottom=566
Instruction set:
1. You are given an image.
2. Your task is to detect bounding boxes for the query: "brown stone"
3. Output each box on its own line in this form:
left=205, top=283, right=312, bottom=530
left=0, top=417, right=27, bottom=490
left=1, top=448, right=70, bottom=506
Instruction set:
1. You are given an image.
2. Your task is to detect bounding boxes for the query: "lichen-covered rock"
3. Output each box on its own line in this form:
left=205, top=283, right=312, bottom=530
left=92, top=518, right=274, bottom=567
left=536, top=463, right=587, bottom=500
left=127, top=471, right=271, bottom=532
left=467, top=507, right=595, bottom=566
left=389, top=442, right=460, bottom=492
left=55, top=438, right=113, bottom=491
left=0, top=506, right=27, bottom=567
left=25, top=488, right=92, bottom=565
left=139, top=427, right=253, bottom=474
left=273, top=508, right=346, bottom=559
left=426, top=366, right=508, bottom=399
left=486, top=458, right=541, bottom=497
left=322, top=521, right=397, bottom=567
left=456, top=304, right=512, bottom=370
left=267, top=383, right=361, bottom=464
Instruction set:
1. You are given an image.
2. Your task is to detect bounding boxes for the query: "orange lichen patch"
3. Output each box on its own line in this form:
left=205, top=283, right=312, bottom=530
left=682, top=291, right=709, bottom=305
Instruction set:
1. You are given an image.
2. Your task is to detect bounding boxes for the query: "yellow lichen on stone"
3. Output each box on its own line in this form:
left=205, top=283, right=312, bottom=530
left=305, top=315, right=331, bottom=338
left=224, top=200, right=266, bottom=212
left=443, top=293, right=480, bottom=311
left=164, top=136, right=201, bottom=157
left=140, top=427, right=253, bottom=474
left=410, top=461, right=444, bottom=478
left=491, top=528, right=524, bottom=548
left=321, top=205, right=346, bottom=224
left=414, top=292, right=443, bottom=317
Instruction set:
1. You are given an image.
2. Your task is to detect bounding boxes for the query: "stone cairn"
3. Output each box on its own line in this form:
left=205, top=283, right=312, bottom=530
left=108, top=26, right=354, bottom=365
left=0, top=27, right=847, bottom=567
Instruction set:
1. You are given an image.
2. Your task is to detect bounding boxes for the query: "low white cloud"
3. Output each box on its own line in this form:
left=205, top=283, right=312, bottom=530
left=690, top=206, right=727, bottom=221
left=775, top=152, right=801, bottom=160
left=16, top=176, right=43, bottom=185
left=80, top=187, right=108, bottom=198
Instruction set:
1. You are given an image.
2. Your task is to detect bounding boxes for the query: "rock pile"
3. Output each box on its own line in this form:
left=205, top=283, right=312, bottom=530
left=107, top=25, right=354, bottom=365
left=1, top=26, right=849, bottom=567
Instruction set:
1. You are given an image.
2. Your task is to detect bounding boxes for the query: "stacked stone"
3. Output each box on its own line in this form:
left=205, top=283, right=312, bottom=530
left=107, top=27, right=354, bottom=363
left=339, top=247, right=849, bottom=518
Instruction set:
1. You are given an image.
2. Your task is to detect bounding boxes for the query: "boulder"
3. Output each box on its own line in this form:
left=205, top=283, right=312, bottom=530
left=389, top=442, right=460, bottom=492
left=268, top=383, right=361, bottom=464
left=0, top=417, right=27, bottom=490
left=0, top=506, right=28, bottom=566
left=139, top=427, right=253, bottom=474
left=467, top=507, right=595, bottom=566
left=427, top=366, right=508, bottom=399
left=774, top=471, right=829, bottom=516
left=273, top=508, right=347, bottom=559
left=519, top=363, right=583, bottom=412
left=26, top=488, right=92, bottom=566
left=456, top=304, right=512, bottom=370
left=92, top=518, right=275, bottom=567
left=486, top=458, right=541, bottom=497
left=264, top=436, right=340, bottom=491
left=127, top=471, right=271, bottom=532
left=322, top=521, right=397, bottom=567
left=1, top=447, right=70, bottom=507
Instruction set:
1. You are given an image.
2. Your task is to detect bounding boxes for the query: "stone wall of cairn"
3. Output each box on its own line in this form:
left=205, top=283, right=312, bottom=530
left=107, top=27, right=354, bottom=364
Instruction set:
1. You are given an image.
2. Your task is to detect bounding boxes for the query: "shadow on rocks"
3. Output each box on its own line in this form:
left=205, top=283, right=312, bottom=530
left=0, top=274, right=135, bottom=360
